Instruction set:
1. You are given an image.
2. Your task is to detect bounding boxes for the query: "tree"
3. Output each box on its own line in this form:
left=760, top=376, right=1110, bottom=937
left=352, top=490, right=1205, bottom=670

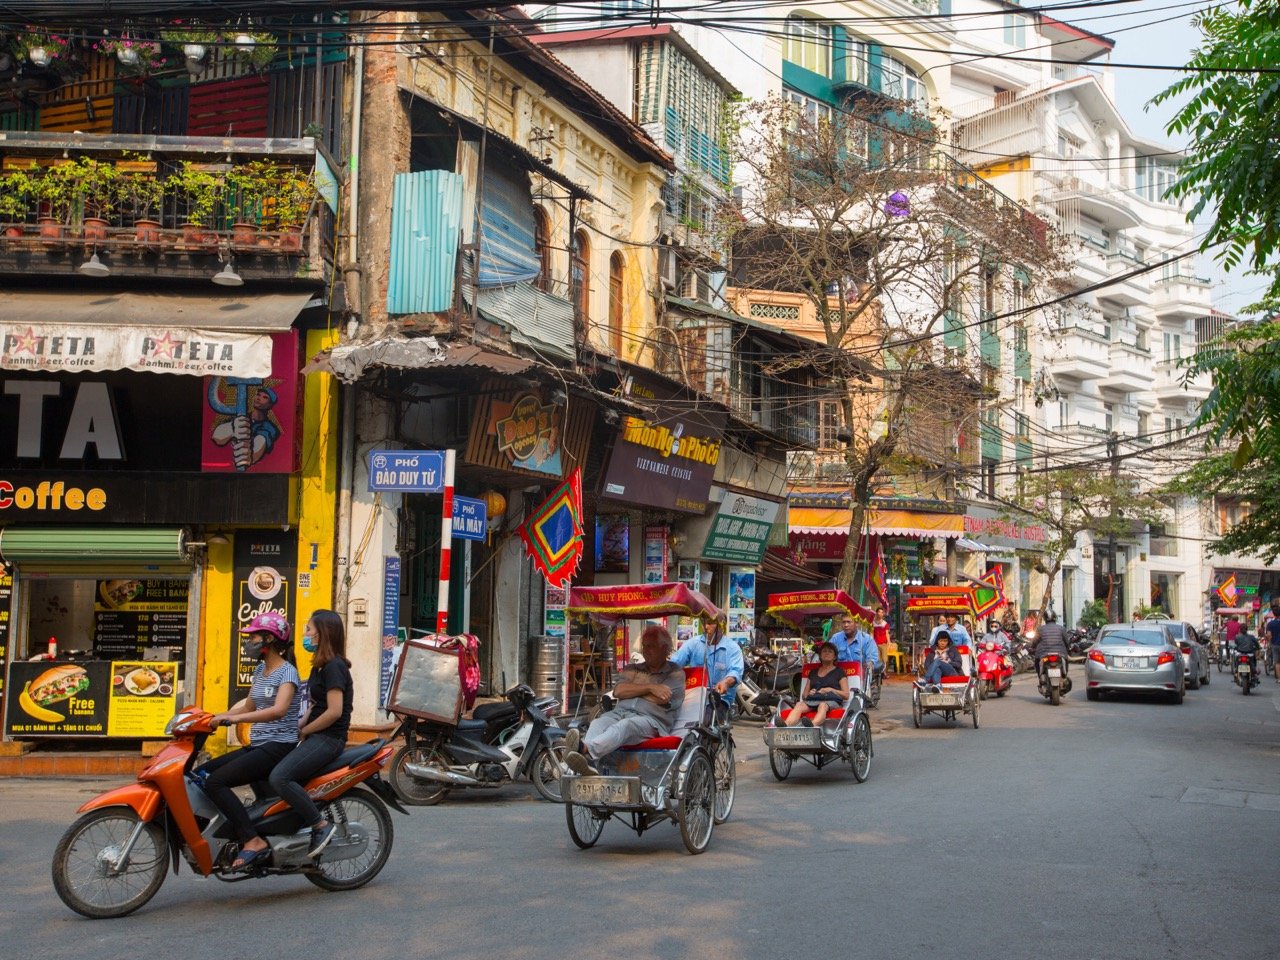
left=1001, top=466, right=1168, bottom=621
left=723, top=96, right=1068, bottom=593
left=1167, top=451, right=1280, bottom=563
left=1154, top=0, right=1280, bottom=308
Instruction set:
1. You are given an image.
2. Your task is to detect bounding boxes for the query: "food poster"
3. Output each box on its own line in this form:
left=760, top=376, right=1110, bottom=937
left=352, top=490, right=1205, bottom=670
left=4, top=661, right=111, bottom=736
left=229, top=531, right=298, bottom=706
left=544, top=583, right=568, bottom=640
left=106, top=661, right=179, bottom=736
left=726, top=567, right=756, bottom=647
left=93, top=579, right=189, bottom=671
left=0, top=563, right=11, bottom=702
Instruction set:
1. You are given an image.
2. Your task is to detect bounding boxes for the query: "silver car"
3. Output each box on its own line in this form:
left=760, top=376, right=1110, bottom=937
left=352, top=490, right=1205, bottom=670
left=1085, top=623, right=1187, bottom=704
left=1148, top=619, right=1211, bottom=689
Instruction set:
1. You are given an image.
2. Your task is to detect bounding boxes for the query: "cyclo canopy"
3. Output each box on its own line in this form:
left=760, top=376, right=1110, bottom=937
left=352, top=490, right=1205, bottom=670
left=765, top=589, right=875, bottom=627
left=567, top=582, right=723, bottom=626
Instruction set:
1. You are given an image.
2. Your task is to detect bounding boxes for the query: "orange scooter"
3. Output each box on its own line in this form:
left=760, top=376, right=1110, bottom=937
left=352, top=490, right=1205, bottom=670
left=52, top=706, right=407, bottom=918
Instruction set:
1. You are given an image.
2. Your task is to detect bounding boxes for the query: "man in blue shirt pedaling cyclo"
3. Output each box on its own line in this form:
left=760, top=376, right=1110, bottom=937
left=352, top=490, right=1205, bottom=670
left=825, top=614, right=881, bottom=693
left=671, top=614, right=744, bottom=711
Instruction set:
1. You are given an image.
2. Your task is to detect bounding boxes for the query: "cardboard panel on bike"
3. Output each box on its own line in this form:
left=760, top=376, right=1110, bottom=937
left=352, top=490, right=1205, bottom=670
left=385, top=636, right=463, bottom=724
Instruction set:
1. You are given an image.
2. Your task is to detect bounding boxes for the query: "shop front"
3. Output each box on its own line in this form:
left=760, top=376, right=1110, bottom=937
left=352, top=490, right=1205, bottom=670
left=961, top=503, right=1051, bottom=620
left=0, top=320, right=338, bottom=755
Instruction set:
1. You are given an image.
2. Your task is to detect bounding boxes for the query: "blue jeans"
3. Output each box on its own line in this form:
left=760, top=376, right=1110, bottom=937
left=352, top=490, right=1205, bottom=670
left=924, top=660, right=959, bottom=685
left=268, top=734, right=344, bottom=827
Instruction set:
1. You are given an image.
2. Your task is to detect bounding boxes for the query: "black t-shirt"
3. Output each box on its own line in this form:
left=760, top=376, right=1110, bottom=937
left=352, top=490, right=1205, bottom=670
left=307, top=658, right=354, bottom=741
left=808, top=666, right=846, bottom=698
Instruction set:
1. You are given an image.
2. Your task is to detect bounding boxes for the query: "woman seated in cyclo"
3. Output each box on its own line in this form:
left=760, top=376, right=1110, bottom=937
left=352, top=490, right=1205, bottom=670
left=778, top=642, right=849, bottom=728
left=921, top=631, right=963, bottom=691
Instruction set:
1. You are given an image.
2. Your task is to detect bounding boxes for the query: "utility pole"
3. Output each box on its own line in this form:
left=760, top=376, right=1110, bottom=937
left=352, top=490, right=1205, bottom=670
left=1106, top=431, right=1120, bottom=622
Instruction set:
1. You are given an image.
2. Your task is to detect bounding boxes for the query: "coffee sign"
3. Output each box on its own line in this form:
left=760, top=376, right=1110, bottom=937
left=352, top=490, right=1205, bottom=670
left=489, top=392, right=563, bottom=476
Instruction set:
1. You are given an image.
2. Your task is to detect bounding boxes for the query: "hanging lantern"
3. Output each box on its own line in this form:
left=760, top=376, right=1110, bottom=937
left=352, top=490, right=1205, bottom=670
left=483, top=490, right=507, bottom=522
left=116, top=45, right=140, bottom=67
left=183, top=43, right=208, bottom=63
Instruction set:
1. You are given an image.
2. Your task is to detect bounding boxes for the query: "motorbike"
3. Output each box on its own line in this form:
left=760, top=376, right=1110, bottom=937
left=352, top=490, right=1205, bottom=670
left=392, top=683, right=567, bottom=805
left=735, top=646, right=805, bottom=722
left=1234, top=652, right=1259, bottom=695
left=1037, top=653, right=1072, bottom=705
left=975, top=641, right=1013, bottom=700
left=1010, top=640, right=1035, bottom=674
left=51, top=707, right=406, bottom=919
left=1067, top=628, right=1095, bottom=661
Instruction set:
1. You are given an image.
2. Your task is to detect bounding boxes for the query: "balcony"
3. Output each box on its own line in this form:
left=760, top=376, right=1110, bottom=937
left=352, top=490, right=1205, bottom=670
left=1048, top=173, right=1143, bottom=231
left=1099, top=341, right=1155, bottom=392
left=0, top=132, right=336, bottom=287
left=1047, top=325, right=1111, bottom=381
left=1154, top=359, right=1212, bottom=403
left=1151, top=272, right=1212, bottom=321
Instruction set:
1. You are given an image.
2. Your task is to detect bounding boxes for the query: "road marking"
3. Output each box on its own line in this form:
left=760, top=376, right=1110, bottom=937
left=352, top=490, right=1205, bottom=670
left=1181, top=786, right=1280, bottom=811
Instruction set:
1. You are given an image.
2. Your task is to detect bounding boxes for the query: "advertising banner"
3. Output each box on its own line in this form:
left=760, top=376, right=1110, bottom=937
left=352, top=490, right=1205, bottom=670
left=600, top=375, right=725, bottom=515
left=643, top=525, right=669, bottom=585
left=702, top=494, right=780, bottom=564
left=229, top=530, right=298, bottom=706
left=0, top=323, right=274, bottom=377
left=380, top=557, right=401, bottom=708
left=92, top=578, right=189, bottom=663
left=487, top=392, right=565, bottom=476
left=726, top=568, right=756, bottom=646
left=201, top=331, right=300, bottom=473
left=4, top=660, right=111, bottom=736
left=106, top=661, right=179, bottom=736
left=0, top=563, right=10, bottom=702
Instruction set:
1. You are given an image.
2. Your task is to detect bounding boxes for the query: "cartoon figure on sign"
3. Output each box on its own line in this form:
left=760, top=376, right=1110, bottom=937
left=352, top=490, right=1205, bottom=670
left=207, top=378, right=282, bottom=471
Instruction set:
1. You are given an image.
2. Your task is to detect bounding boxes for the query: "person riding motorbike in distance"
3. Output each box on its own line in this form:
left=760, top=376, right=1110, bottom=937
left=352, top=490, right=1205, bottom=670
left=779, top=641, right=848, bottom=727
left=1031, top=611, right=1070, bottom=679
left=671, top=613, right=743, bottom=715
left=1234, top=624, right=1261, bottom=683
left=562, top=625, right=686, bottom=776
left=198, top=612, right=301, bottom=870
left=980, top=619, right=1010, bottom=651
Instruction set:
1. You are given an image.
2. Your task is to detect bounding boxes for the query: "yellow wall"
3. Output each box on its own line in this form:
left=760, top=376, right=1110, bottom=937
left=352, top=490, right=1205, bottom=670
left=198, top=327, right=340, bottom=753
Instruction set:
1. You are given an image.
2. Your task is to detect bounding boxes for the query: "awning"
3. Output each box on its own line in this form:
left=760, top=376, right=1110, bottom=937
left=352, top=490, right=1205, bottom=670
left=957, top=537, right=998, bottom=552
left=0, top=527, right=187, bottom=565
left=789, top=507, right=964, bottom=539
left=0, top=289, right=313, bottom=330
left=759, top=548, right=828, bottom=584
left=304, top=337, right=536, bottom=383
left=471, top=282, right=575, bottom=362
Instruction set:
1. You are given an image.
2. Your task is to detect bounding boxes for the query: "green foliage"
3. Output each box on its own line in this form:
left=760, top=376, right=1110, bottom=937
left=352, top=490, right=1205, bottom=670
left=166, top=162, right=223, bottom=227
left=1077, top=599, right=1109, bottom=630
left=1153, top=0, right=1280, bottom=307
left=1167, top=451, right=1280, bottom=562
left=0, top=170, right=35, bottom=221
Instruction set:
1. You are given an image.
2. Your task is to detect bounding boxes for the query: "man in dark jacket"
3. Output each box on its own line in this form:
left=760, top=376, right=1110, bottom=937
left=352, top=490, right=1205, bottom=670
left=1031, top=611, right=1071, bottom=678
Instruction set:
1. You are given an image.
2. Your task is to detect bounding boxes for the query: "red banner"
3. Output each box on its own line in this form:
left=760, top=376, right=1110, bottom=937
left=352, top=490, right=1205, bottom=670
left=567, top=582, right=721, bottom=622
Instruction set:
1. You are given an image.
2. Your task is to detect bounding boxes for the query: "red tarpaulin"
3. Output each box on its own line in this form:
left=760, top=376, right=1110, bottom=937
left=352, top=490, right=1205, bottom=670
left=765, top=589, right=875, bottom=625
left=566, top=582, right=722, bottom=623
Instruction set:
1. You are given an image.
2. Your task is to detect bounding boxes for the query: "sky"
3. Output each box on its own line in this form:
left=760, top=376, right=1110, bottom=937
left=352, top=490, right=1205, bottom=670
left=1095, top=0, right=1261, bottom=315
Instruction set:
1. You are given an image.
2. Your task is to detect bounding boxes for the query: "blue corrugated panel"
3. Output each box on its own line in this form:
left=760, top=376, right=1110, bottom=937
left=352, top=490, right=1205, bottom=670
left=387, top=170, right=464, bottom=315
left=478, top=163, right=539, bottom=287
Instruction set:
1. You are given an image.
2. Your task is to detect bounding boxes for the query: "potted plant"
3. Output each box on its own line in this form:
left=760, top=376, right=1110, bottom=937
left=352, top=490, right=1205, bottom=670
left=29, top=163, right=78, bottom=240
left=69, top=157, right=123, bottom=241
left=230, top=30, right=278, bottom=70
left=119, top=160, right=165, bottom=243
left=268, top=165, right=318, bottom=252
left=225, top=160, right=269, bottom=247
left=11, top=30, right=72, bottom=69
left=166, top=161, right=223, bottom=246
left=159, top=21, right=220, bottom=67
left=93, top=36, right=165, bottom=76
left=0, top=170, right=35, bottom=237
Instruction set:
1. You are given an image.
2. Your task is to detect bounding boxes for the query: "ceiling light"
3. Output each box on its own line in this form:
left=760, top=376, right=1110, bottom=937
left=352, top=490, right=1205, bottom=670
left=79, top=253, right=110, bottom=277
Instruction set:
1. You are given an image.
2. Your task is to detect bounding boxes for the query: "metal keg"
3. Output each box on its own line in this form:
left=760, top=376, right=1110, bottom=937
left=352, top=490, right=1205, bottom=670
left=530, top=635, right=565, bottom=700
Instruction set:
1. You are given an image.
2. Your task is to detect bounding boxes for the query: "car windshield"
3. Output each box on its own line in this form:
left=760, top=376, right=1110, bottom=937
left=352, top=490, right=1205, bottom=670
left=1099, top=629, right=1166, bottom=646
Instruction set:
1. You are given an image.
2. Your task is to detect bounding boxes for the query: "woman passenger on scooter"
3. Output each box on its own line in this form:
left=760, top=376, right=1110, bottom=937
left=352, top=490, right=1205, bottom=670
left=268, top=609, right=354, bottom=859
left=779, top=642, right=848, bottom=728
left=199, top=613, right=301, bottom=870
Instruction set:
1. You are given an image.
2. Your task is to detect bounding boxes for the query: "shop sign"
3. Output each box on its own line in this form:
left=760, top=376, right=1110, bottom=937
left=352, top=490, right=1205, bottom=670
left=726, top=568, right=756, bottom=646
left=702, top=494, right=780, bottom=564
left=0, top=323, right=274, bottom=378
left=201, top=331, right=301, bottom=474
left=367, top=450, right=446, bottom=492
left=0, top=564, right=11, bottom=701
left=451, top=496, right=488, bottom=541
left=963, top=506, right=1048, bottom=550
left=2, top=659, right=178, bottom=738
left=601, top=377, right=726, bottom=515
left=229, top=531, right=298, bottom=705
left=789, top=533, right=846, bottom=562
left=488, top=392, right=564, bottom=476
left=380, top=557, right=401, bottom=709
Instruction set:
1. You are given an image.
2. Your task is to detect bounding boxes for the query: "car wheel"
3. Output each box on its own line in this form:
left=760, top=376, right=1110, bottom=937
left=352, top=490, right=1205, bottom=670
left=1189, top=670, right=1201, bottom=690
left=1169, top=686, right=1184, bottom=705
left=1086, top=688, right=1100, bottom=701
left=1201, top=666, right=1209, bottom=686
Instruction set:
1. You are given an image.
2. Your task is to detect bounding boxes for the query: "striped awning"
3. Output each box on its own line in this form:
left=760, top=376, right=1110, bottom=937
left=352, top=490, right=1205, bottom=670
left=789, top=507, right=964, bottom=539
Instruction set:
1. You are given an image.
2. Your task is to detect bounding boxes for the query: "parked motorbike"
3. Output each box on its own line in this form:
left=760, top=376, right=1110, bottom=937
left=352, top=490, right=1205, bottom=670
left=1037, top=653, right=1072, bottom=705
left=736, top=647, right=805, bottom=722
left=1067, top=628, right=1095, bottom=661
left=1234, top=652, right=1259, bottom=695
left=975, top=641, right=1013, bottom=700
left=392, top=684, right=566, bottom=805
left=51, top=707, right=405, bottom=919
left=1010, top=640, right=1035, bottom=674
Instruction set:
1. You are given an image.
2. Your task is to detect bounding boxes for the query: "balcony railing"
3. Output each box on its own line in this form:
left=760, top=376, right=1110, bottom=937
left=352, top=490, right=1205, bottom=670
left=0, top=131, right=336, bottom=285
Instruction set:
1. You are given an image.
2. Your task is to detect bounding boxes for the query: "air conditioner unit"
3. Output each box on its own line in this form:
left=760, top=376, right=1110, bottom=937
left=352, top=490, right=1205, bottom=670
left=679, top=267, right=700, bottom=301
left=660, top=247, right=677, bottom=290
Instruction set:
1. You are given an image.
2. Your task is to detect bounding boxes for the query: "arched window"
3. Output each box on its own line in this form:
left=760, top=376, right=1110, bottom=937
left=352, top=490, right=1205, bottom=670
left=533, top=207, right=552, bottom=292
left=608, top=252, right=625, bottom=356
left=572, top=230, right=590, bottom=321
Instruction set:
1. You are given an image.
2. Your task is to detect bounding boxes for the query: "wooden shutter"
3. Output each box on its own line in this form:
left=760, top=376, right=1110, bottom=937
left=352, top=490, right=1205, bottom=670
left=187, top=76, right=270, bottom=138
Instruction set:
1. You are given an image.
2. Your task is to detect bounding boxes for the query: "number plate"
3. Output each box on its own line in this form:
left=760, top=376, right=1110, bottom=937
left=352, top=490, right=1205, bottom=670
left=567, top=777, right=638, bottom=805
left=1239, top=664, right=1251, bottom=674
left=771, top=728, right=819, bottom=748
left=1121, top=658, right=1143, bottom=669
left=921, top=694, right=962, bottom=708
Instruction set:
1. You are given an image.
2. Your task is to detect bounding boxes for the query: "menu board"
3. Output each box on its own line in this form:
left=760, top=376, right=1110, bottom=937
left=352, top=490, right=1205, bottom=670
left=0, top=563, right=11, bottom=701
left=3, top=659, right=178, bottom=738
left=93, top=579, right=189, bottom=665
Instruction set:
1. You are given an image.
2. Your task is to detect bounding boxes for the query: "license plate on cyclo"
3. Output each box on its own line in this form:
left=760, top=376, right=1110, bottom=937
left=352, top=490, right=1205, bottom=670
left=568, top=777, right=636, bottom=805
left=773, top=729, right=816, bottom=747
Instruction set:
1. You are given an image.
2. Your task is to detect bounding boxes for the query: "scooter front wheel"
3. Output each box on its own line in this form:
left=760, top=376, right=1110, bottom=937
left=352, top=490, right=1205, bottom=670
left=531, top=742, right=570, bottom=802
left=53, top=808, right=168, bottom=919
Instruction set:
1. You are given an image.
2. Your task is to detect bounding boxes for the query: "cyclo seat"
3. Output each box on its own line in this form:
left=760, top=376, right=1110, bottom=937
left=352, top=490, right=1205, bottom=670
left=795, top=660, right=859, bottom=722
left=618, top=667, right=707, bottom=752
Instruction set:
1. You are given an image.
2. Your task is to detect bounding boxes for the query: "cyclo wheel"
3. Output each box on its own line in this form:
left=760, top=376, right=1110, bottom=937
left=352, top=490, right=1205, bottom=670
left=912, top=692, right=923, bottom=728
left=52, top=808, right=168, bottom=919
left=307, top=788, right=395, bottom=891
left=972, top=695, right=981, bottom=729
left=678, top=749, right=715, bottom=855
left=565, top=801, right=607, bottom=849
left=849, top=713, right=872, bottom=782
left=768, top=745, right=793, bottom=781
left=388, top=741, right=451, bottom=806
left=712, top=737, right=736, bottom=824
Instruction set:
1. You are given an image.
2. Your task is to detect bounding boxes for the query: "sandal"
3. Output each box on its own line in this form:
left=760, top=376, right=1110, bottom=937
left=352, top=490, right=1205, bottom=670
left=231, top=845, right=271, bottom=871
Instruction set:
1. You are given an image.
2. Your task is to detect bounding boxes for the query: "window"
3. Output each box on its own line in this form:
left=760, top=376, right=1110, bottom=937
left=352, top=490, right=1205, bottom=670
left=572, top=230, right=590, bottom=321
left=982, top=458, right=997, bottom=499
left=1138, top=412, right=1150, bottom=437
left=879, top=54, right=928, bottom=110
left=1163, top=332, right=1181, bottom=362
left=1105, top=404, right=1115, bottom=432
left=785, top=17, right=833, bottom=77
left=1135, top=327, right=1148, bottom=351
left=533, top=207, right=551, bottom=293
left=1003, top=14, right=1027, bottom=48
left=1135, top=156, right=1178, bottom=204
left=848, top=40, right=871, bottom=86
left=784, top=88, right=833, bottom=128
left=1059, top=398, right=1070, bottom=428
left=1010, top=278, right=1025, bottom=314
left=608, top=252, right=624, bottom=357
left=818, top=399, right=842, bottom=450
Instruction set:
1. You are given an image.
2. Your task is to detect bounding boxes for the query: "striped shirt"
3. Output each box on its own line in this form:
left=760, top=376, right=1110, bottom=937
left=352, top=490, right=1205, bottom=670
left=249, top=661, right=302, bottom=745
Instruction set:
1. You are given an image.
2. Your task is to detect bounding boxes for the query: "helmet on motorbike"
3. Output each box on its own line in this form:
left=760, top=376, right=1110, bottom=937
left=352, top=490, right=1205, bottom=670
left=988, top=620, right=1000, bottom=632
left=506, top=683, right=536, bottom=705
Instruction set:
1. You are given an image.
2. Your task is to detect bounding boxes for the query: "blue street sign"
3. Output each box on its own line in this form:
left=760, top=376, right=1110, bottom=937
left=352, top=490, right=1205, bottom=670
left=367, top=450, right=446, bottom=492
left=452, top=496, right=488, bottom=541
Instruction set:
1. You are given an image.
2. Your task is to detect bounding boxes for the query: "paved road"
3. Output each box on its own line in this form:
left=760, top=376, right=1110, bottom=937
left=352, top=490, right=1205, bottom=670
left=4, top=670, right=1280, bottom=960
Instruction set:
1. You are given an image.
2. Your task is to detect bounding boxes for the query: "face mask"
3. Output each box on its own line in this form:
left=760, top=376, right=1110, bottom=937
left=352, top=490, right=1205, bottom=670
left=302, top=636, right=318, bottom=654
left=242, top=636, right=267, bottom=660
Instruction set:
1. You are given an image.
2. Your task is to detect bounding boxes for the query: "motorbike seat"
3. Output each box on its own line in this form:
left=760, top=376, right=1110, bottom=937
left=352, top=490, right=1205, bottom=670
left=471, top=701, right=516, bottom=723
left=456, top=717, right=490, bottom=733
left=315, top=742, right=380, bottom=777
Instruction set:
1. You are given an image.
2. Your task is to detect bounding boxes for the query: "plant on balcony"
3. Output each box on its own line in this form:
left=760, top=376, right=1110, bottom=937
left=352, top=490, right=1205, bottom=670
left=232, top=161, right=317, bottom=250
left=10, top=30, right=72, bottom=68
left=166, top=161, right=223, bottom=242
left=29, top=163, right=79, bottom=237
left=229, top=31, right=278, bottom=70
left=68, top=157, right=125, bottom=230
left=93, top=36, right=166, bottom=76
left=159, top=20, right=221, bottom=65
left=0, top=170, right=35, bottom=236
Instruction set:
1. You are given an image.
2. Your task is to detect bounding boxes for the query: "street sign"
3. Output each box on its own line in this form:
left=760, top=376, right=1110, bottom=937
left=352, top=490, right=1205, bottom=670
left=452, top=496, right=488, bottom=541
left=367, top=450, right=446, bottom=492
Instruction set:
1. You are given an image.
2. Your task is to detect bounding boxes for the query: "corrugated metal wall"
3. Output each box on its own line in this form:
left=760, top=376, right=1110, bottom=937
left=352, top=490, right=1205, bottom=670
left=387, top=169, right=465, bottom=316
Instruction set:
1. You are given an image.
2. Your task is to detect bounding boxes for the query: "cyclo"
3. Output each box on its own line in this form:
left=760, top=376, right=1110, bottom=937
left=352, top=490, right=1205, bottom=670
left=904, top=586, right=981, bottom=729
left=559, top=583, right=735, bottom=855
left=760, top=589, right=876, bottom=781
